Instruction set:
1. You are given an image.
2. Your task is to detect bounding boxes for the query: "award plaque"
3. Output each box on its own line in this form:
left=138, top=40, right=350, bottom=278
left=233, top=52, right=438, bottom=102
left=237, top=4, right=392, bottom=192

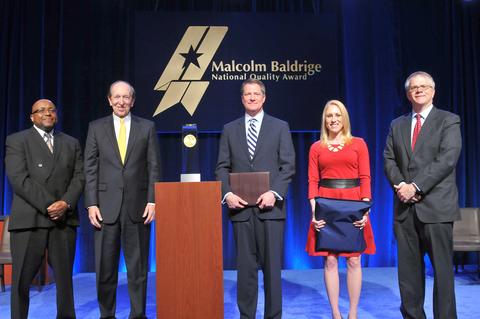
left=229, top=172, right=270, bottom=206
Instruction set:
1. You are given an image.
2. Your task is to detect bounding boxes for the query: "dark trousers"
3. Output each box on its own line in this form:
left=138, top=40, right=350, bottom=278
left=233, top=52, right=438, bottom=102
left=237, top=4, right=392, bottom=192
left=94, top=206, right=150, bottom=319
left=394, top=211, right=457, bottom=319
left=233, top=214, right=284, bottom=319
left=10, top=225, right=77, bottom=319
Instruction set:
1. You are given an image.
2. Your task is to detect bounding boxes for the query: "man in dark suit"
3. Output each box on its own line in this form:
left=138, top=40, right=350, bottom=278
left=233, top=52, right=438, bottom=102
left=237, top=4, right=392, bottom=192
left=84, top=81, right=160, bottom=319
left=215, top=79, right=296, bottom=319
left=5, top=99, right=84, bottom=319
left=384, top=71, right=461, bottom=319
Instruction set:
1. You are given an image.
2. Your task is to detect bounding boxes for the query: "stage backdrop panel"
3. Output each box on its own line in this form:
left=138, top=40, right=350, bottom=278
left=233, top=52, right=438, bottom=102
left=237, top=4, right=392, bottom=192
left=135, top=13, right=338, bottom=131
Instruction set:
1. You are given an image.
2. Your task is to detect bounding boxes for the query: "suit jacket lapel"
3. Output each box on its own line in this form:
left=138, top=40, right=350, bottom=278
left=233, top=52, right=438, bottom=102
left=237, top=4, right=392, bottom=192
left=236, top=118, right=251, bottom=162
left=30, top=127, right=54, bottom=157
left=124, top=116, right=138, bottom=164
left=400, top=113, right=413, bottom=159
left=103, top=116, right=123, bottom=164
left=252, top=114, right=269, bottom=160
left=29, top=127, right=55, bottom=176
left=52, top=131, right=63, bottom=162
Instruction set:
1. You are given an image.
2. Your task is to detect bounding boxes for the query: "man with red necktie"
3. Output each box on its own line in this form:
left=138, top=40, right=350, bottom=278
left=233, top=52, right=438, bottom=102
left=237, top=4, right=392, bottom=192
left=384, top=71, right=462, bottom=319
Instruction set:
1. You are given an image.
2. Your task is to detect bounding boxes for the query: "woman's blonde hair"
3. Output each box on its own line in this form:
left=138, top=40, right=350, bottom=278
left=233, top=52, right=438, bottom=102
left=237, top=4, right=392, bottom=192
left=319, top=99, right=353, bottom=145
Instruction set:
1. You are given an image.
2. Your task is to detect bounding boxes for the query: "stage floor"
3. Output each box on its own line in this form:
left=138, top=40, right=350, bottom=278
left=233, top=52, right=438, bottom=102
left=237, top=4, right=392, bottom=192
left=0, top=267, right=478, bottom=318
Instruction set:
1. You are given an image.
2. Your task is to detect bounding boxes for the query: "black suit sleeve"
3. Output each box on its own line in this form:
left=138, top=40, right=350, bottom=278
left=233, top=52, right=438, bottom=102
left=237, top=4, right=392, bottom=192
left=5, top=134, right=56, bottom=214
left=270, top=121, right=295, bottom=198
left=84, top=122, right=99, bottom=207
left=383, top=121, right=406, bottom=186
left=146, top=121, right=161, bottom=202
left=215, top=125, right=233, bottom=197
left=61, top=138, right=85, bottom=209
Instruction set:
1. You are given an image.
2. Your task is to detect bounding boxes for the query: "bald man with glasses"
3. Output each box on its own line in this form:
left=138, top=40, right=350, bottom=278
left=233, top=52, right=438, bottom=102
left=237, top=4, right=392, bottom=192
left=5, top=99, right=84, bottom=319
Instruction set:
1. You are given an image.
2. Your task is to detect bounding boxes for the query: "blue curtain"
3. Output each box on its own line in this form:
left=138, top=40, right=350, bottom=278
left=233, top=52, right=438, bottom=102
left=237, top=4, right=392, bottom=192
left=1, top=0, right=479, bottom=272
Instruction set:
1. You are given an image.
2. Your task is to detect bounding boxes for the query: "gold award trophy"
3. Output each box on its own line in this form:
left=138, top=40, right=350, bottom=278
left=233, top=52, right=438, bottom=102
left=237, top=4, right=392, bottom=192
left=181, top=124, right=200, bottom=182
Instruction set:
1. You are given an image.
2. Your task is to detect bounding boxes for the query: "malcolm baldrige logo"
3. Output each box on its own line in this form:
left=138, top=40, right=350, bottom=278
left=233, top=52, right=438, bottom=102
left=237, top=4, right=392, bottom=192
left=153, top=26, right=228, bottom=117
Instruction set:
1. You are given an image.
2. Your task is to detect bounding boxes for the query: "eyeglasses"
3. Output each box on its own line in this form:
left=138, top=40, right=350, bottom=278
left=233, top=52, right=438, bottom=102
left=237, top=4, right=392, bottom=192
left=408, top=84, right=432, bottom=92
left=31, top=108, right=57, bottom=115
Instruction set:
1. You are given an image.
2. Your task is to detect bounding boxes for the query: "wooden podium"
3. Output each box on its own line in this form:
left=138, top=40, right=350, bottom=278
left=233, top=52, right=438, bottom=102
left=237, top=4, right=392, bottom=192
left=155, top=181, right=224, bottom=319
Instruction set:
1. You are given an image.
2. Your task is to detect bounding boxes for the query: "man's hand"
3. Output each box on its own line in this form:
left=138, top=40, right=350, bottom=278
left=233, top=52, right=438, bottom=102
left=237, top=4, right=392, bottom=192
left=143, top=203, right=156, bottom=224
left=47, top=200, right=68, bottom=221
left=88, top=206, right=103, bottom=228
left=226, top=193, right=248, bottom=209
left=256, top=191, right=276, bottom=210
left=394, top=183, right=417, bottom=203
left=407, top=193, right=422, bottom=203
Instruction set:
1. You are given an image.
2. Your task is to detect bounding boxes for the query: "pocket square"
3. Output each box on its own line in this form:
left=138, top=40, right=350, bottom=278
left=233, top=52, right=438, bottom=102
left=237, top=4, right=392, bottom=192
left=314, top=197, right=372, bottom=253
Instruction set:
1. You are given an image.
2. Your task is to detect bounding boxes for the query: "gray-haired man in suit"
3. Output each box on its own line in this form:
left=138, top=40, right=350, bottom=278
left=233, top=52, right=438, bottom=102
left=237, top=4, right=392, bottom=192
left=216, top=79, right=296, bottom=319
left=384, top=71, right=461, bottom=319
left=5, top=99, right=84, bottom=319
left=84, top=81, right=161, bottom=319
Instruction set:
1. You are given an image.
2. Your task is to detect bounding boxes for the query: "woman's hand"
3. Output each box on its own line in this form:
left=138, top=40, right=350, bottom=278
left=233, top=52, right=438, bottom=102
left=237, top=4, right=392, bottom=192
left=312, top=217, right=326, bottom=231
left=310, top=198, right=325, bottom=231
left=353, top=213, right=368, bottom=229
left=354, top=198, right=371, bottom=229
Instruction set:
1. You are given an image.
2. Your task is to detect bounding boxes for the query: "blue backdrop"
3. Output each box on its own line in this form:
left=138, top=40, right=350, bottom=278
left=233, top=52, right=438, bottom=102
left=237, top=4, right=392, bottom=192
left=1, top=0, right=479, bottom=272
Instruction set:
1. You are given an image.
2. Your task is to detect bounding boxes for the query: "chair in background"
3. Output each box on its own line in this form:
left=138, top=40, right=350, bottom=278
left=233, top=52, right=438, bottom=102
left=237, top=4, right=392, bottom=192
left=0, top=216, right=12, bottom=292
left=453, top=207, right=480, bottom=277
left=0, top=216, right=53, bottom=292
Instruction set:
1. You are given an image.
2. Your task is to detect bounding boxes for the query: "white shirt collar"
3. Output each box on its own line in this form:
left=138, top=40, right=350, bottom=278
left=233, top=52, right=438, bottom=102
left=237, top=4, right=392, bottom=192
left=412, top=104, right=433, bottom=120
left=112, top=112, right=131, bottom=123
left=112, top=113, right=132, bottom=141
left=33, top=125, right=54, bottom=138
left=245, top=110, right=264, bottom=125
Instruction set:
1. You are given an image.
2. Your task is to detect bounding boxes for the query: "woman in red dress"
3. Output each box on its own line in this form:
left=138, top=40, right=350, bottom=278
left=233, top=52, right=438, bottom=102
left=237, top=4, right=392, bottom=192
left=305, top=100, right=375, bottom=319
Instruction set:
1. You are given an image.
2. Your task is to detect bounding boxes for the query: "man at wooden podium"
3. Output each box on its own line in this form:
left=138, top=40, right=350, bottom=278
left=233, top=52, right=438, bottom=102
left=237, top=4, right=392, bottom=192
left=215, top=79, right=296, bottom=319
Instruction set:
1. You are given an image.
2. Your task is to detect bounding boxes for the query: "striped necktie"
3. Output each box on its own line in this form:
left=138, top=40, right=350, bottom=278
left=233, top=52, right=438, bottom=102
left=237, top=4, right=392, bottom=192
left=118, top=118, right=127, bottom=164
left=44, top=133, right=53, bottom=153
left=247, top=118, right=258, bottom=159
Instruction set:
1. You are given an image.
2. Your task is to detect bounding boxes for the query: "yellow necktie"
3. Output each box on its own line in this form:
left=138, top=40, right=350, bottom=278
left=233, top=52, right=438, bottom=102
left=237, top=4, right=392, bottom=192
left=118, top=118, right=126, bottom=164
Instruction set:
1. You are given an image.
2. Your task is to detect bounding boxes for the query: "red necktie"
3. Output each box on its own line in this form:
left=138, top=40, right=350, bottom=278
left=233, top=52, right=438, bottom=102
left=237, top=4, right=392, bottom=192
left=411, top=113, right=422, bottom=150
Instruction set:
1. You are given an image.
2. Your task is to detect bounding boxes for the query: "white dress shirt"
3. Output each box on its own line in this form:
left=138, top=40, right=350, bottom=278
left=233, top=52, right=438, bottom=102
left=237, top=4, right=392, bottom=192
left=33, top=125, right=54, bottom=147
